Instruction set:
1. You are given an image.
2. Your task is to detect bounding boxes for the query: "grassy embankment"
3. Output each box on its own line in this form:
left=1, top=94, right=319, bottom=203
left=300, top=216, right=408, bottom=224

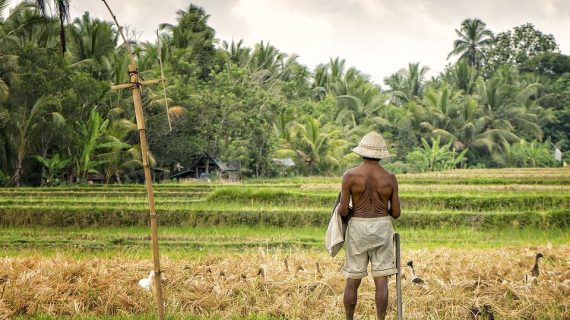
left=0, top=167, right=568, bottom=255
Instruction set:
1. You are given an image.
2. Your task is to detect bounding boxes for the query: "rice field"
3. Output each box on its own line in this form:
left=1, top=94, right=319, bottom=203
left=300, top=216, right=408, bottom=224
left=0, top=167, right=569, bottom=319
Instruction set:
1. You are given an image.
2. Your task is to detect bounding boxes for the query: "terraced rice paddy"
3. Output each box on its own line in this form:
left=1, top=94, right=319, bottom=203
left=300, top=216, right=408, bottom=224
left=0, top=168, right=569, bottom=319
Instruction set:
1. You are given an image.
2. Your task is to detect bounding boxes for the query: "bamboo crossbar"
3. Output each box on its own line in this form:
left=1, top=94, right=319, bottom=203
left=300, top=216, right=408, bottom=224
left=111, top=78, right=164, bottom=90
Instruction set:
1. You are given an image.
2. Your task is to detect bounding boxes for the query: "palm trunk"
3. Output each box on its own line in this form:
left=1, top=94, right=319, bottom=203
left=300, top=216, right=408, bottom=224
left=58, top=4, right=67, bottom=55
left=40, top=142, right=49, bottom=186
left=13, top=152, right=24, bottom=187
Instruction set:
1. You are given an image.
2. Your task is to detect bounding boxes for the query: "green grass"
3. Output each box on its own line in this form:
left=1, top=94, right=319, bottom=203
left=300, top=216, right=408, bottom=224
left=1, top=226, right=568, bottom=259
left=1, top=169, right=568, bottom=250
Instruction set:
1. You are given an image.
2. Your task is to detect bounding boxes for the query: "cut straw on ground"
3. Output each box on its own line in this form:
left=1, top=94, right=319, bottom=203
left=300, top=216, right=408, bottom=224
left=1, top=245, right=569, bottom=319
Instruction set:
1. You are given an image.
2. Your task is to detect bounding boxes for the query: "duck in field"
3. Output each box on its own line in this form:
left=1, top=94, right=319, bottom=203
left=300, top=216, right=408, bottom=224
left=257, top=263, right=268, bottom=282
left=406, top=260, right=428, bottom=288
left=469, top=304, right=494, bottom=320
left=525, top=253, right=544, bottom=284
left=531, top=253, right=543, bottom=277
left=138, top=271, right=154, bottom=291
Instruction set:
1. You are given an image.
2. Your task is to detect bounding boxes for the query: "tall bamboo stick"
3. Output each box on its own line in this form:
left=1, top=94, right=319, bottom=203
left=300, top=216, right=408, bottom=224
left=101, top=1, right=166, bottom=319
left=128, top=63, right=166, bottom=320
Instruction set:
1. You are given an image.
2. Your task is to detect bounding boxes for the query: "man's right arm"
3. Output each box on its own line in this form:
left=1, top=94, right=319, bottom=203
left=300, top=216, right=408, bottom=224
left=389, top=174, right=401, bottom=219
left=339, top=171, right=351, bottom=217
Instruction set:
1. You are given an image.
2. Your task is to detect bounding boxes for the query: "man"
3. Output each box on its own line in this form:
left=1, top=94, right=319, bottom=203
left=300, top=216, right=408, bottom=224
left=338, top=131, right=401, bottom=320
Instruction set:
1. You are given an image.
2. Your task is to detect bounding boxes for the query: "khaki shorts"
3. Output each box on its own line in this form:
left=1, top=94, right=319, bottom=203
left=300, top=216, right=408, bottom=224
left=342, top=216, right=397, bottom=279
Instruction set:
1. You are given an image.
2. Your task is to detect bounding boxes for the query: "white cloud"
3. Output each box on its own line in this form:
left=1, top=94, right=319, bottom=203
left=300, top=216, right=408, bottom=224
left=4, top=0, right=570, bottom=85
left=230, top=0, right=335, bottom=59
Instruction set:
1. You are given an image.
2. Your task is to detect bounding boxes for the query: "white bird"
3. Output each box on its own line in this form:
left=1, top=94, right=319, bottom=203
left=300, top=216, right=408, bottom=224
left=138, top=271, right=154, bottom=291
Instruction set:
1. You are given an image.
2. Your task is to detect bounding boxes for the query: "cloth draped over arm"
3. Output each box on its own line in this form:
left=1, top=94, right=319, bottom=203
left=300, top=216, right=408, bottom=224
left=325, top=192, right=352, bottom=257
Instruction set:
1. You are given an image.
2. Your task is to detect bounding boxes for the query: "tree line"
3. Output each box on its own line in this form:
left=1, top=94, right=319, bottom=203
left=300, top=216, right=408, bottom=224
left=0, top=1, right=568, bottom=185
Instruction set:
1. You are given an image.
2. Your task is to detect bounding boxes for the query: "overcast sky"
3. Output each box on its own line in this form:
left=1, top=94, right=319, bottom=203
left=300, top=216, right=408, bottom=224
left=8, top=0, right=570, bottom=84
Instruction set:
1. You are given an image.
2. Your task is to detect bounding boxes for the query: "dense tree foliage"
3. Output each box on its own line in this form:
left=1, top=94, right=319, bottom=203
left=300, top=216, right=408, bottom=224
left=0, top=3, right=568, bottom=185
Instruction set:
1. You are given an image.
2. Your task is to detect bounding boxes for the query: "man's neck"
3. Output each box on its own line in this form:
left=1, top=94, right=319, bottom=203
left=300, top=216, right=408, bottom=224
left=362, top=158, right=380, bottom=166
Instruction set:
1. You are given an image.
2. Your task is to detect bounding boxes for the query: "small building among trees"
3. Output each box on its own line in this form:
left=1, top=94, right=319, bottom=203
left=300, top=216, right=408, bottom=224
left=170, top=154, right=241, bottom=182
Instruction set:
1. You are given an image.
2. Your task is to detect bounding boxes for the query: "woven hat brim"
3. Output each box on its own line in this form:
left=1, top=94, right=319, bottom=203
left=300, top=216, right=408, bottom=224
left=352, top=146, right=390, bottom=159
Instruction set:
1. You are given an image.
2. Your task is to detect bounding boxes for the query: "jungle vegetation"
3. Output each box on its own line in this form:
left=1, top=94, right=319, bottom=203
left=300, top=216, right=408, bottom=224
left=0, top=1, right=569, bottom=185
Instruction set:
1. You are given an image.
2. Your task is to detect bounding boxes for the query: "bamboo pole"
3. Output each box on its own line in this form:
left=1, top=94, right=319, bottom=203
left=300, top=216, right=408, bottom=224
left=101, top=0, right=135, bottom=66
left=101, top=1, right=166, bottom=319
left=129, top=63, right=166, bottom=320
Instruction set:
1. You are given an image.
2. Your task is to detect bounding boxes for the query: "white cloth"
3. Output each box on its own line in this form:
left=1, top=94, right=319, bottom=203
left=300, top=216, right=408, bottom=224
left=325, top=195, right=352, bottom=257
left=325, top=202, right=344, bottom=257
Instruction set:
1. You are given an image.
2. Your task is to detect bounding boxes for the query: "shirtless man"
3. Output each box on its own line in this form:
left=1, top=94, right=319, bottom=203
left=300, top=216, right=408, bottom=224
left=338, top=131, right=401, bottom=320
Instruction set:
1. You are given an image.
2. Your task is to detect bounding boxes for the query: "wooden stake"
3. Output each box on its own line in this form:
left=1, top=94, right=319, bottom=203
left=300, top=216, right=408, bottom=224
left=101, top=1, right=166, bottom=319
left=395, top=233, right=403, bottom=320
left=101, top=0, right=135, bottom=66
left=128, top=64, right=166, bottom=320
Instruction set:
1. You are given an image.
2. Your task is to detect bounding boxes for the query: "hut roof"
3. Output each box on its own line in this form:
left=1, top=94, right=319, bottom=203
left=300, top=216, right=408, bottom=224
left=272, top=158, right=295, bottom=167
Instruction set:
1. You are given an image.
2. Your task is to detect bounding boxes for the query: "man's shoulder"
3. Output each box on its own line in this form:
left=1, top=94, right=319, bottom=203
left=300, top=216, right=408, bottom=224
left=341, top=167, right=359, bottom=183
left=342, top=167, right=358, bottom=176
left=377, top=165, right=396, bottom=178
left=384, top=171, right=398, bottom=184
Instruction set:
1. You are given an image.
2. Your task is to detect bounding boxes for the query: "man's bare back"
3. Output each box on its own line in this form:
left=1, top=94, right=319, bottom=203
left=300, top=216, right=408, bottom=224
left=338, top=159, right=400, bottom=219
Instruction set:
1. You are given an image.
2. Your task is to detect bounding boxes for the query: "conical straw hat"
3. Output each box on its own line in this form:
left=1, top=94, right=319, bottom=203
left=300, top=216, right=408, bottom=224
left=352, top=132, right=390, bottom=159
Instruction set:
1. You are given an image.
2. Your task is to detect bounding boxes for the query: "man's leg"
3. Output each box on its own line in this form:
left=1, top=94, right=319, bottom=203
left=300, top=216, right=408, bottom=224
left=343, top=278, right=362, bottom=320
left=373, top=276, right=388, bottom=320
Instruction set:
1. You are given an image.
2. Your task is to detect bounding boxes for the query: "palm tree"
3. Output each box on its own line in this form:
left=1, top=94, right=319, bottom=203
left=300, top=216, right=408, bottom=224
left=247, top=41, right=290, bottom=85
left=335, top=81, right=386, bottom=127
left=96, top=117, right=136, bottom=184
left=33, top=0, right=70, bottom=54
left=277, top=116, right=345, bottom=175
left=222, top=39, right=251, bottom=67
left=34, top=153, right=69, bottom=185
left=493, top=140, right=552, bottom=167
left=0, top=0, right=8, bottom=29
left=420, top=90, right=492, bottom=153
left=10, top=95, right=61, bottom=186
left=446, top=59, right=479, bottom=94
left=159, top=3, right=215, bottom=79
left=67, top=12, right=117, bottom=78
left=467, top=66, right=545, bottom=157
left=310, top=57, right=366, bottom=101
left=406, top=136, right=469, bottom=172
left=384, top=62, right=429, bottom=104
left=68, top=108, right=109, bottom=183
left=448, top=18, right=494, bottom=68
left=3, top=3, right=57, bottom=50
